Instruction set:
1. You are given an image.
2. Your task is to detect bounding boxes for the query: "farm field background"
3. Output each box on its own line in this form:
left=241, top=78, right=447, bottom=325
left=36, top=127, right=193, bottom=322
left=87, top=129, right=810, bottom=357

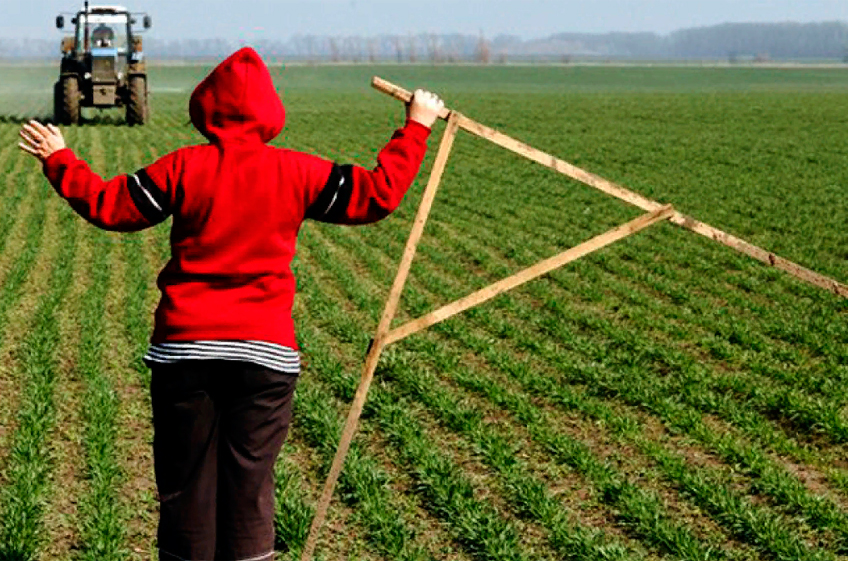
left=0, top=63, right=846, bottom=561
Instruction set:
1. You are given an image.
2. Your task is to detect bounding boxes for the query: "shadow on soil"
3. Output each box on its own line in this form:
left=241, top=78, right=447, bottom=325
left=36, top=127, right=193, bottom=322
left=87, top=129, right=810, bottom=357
left=0, top=113, right=55, bottom=125
left=0, top=113, right=132, bottom=126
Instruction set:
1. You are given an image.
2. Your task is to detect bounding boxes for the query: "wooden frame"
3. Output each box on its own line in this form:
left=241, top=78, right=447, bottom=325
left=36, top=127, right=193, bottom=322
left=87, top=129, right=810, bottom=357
left=299, top=77, right=847, bottom=561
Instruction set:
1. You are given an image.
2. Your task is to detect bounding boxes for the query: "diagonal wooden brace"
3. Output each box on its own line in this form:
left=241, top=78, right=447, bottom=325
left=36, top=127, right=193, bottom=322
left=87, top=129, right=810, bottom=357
left=371, top=76, right=847, bottom=299
left=382, top=204, right=675, bottom=347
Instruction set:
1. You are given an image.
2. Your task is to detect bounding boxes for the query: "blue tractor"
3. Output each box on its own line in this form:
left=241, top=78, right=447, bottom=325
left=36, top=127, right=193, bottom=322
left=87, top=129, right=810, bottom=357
left=55, top=3, right=152, bottom=125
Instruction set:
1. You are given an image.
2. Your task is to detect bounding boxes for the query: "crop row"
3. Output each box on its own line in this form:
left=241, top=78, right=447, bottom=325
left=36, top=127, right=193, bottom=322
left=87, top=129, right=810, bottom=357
left=296, top=215, right=844, bottom=560
left=0, top=177, right=76, bottom=558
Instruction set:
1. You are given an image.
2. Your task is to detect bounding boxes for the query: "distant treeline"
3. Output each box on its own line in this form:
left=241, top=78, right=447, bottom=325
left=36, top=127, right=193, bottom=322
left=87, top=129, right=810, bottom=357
left=3, top=21, right=848, bottom=61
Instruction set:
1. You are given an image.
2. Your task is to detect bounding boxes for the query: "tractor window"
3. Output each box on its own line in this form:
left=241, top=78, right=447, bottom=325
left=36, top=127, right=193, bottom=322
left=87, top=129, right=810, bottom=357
left=76, top=14, right=130, bottom=53
left=75, top=21, right=85, bottom=52
left=91, top=24, right=116, bottom=47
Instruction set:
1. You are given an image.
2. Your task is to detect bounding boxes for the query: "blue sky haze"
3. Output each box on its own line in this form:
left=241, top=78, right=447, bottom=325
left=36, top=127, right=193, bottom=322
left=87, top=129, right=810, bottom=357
left=3, top=0, right=848, bottom=40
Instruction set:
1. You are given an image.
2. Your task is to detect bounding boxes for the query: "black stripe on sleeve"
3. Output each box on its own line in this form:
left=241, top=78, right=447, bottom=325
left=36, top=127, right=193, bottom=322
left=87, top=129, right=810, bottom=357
left=305, top=164, right=354, bottom=224
left=137, top=169, right=170, bottom=212
left=126, top=169, right=170, bottom=225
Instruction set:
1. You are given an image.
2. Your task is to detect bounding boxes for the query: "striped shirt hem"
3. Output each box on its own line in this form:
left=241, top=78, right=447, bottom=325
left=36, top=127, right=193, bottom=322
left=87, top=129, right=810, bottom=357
left=144, top=340, right=300, bottom=374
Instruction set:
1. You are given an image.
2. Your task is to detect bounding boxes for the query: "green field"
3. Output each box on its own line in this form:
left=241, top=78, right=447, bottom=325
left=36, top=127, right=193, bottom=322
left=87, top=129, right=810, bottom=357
left=0, top=63, right=846, bottom=561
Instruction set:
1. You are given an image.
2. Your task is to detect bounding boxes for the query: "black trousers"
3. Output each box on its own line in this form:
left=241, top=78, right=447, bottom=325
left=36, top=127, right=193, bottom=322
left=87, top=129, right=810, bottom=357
left=151, top=360, right=298, bottom=561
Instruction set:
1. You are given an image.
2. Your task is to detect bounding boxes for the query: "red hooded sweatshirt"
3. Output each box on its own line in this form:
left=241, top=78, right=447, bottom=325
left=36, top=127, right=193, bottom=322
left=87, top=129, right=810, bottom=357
left=43, top=47, right=431, bottom=352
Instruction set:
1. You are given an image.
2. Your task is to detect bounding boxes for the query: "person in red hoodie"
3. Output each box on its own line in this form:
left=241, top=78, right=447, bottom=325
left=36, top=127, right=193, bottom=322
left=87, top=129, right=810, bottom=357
left=19, top=47, right=443, bottom=561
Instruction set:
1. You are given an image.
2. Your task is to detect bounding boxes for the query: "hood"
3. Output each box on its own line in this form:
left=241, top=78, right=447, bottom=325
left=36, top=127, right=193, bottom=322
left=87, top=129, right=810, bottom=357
left=189, top=47, right=285, bottom=144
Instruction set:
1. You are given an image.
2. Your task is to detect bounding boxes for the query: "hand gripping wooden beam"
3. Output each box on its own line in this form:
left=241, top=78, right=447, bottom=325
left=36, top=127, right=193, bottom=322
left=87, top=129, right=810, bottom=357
left=299, top=76, right=846, bottom=561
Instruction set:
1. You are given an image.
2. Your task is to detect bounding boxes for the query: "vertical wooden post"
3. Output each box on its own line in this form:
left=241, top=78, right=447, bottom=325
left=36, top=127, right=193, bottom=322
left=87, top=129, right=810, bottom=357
left=299, top=112, right=461, bottom=561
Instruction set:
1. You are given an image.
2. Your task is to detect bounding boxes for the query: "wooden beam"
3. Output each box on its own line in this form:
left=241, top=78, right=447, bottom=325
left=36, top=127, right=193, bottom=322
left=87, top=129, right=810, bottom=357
left=372, top=111, right=461, bottom=338
left=382, top=205, right=676, bottom=347
left=370, top=76, right=847, bottom=299
left=460, top=106, right=847, bottom=298
left=668, top=213, right=848, bottom=299
left=372, top=76, right=452, bottom=121
left=299, top=112, right=461, bottom=561
left=298, top=336, right=386, bottom=561
left=453, top=112, right=662, bottom=213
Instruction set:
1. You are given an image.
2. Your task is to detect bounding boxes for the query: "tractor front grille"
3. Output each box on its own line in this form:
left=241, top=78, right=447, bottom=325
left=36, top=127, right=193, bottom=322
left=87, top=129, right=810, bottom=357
left=91, top=55, right=116, bottom=83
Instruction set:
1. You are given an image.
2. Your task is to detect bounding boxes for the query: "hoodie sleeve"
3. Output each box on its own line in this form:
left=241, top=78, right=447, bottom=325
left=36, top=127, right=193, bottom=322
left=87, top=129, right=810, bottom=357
left=43, top=148, right=177, bottom=232
left=304, top=120, right=431, bottom=225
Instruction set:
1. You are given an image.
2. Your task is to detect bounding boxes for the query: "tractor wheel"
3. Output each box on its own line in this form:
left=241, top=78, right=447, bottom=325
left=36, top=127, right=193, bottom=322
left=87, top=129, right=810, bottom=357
left=60, top=76, right=81, bottom=125
left=127, top=76, right=148, bottom=126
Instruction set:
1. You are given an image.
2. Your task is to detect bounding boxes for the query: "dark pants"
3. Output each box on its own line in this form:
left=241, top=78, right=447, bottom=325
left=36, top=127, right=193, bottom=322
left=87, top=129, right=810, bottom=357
left=151, top=360, right=298, bottom=561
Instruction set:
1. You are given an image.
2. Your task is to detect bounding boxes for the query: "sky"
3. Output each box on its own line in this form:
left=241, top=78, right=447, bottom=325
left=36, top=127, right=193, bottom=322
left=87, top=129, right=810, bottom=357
left=3, top=0, right=848, bottom=41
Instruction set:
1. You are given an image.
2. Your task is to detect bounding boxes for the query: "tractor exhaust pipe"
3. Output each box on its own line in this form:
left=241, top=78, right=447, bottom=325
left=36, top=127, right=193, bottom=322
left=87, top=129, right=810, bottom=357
left=83, top=1, right=90, bottom=51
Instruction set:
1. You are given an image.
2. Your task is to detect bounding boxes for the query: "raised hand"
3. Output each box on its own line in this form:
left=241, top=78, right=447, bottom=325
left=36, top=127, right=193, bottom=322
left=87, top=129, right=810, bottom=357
left=19, top=120, right=66, bottom=163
